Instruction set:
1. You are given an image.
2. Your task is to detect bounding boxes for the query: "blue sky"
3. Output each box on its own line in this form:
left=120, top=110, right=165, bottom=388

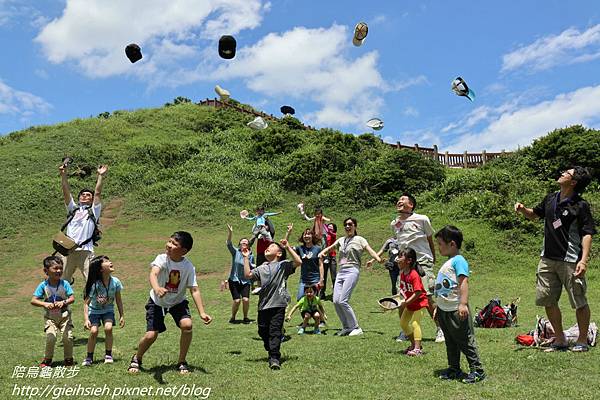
left=1, top=0, right=600, bottom=151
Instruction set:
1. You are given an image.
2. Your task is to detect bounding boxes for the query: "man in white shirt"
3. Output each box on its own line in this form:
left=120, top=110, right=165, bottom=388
left=58, top=163, right=108, bottom=284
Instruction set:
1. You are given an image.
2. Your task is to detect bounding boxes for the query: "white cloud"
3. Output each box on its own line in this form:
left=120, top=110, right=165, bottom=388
left=402, top=106, right=419, bottom=117
left=0, top=79, right=52, bottom=118
left=447, top=84, right=600, bottom=152
left=34, top=0, right=268, bottom=78
left=501, top=24, right=600, bottom=72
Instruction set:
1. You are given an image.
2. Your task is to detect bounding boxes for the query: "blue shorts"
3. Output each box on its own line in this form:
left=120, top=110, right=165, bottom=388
left=145, top=298, right=191, bottom=333
left=89, top=311, right=115, bottom=326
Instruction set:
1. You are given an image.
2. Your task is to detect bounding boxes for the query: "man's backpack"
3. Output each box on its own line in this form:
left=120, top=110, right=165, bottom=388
left=265, top=217, right=275, bottom=239
left=474, top=298, right=517, bottom=328
left=61, top=205, right=102, bottom=247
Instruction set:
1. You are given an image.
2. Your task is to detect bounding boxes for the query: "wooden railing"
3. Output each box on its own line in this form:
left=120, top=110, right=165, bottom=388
left=198, top=98, right=511, bottom=168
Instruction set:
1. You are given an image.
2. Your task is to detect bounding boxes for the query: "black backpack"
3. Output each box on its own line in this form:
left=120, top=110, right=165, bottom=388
left=61, top=205, right=102, bottom=247
left=265, top=217, right=276, bottom=239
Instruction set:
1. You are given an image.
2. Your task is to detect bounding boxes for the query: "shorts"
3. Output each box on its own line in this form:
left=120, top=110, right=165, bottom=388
left=228, top=280, right=251, bottom=300
left=536, top=257, right=587, bottom=309
left=301, top=310, right=319, bottom=318
left=145, top=298, right=191, bottom=333
left=89, top=311, right=115, bottom=326
left=418, top=259, right=435, bottom=297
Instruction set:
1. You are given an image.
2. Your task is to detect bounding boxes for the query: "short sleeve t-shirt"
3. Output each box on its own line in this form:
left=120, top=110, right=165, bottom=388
left=295, top=245, right=321, bottom=284
left=434, top=255, right=470, bottom=312
left=391, top=213, right=434, bottom=263
left=87, top=276, right=123, bottom=314
left=149, top=254, right=198, bottom=308
left=296, top=295, right=322, bottom=313
left=399, top=269, right=428, bottom=311
left=334, top=235, right=369, bottom=269
left=34, top=279, right=74, bottom=318
left=65, top=197, right=102, bottom=252
left=251, top=260, right=295, bottom=310
left=227, top=240, right=253, bottom=285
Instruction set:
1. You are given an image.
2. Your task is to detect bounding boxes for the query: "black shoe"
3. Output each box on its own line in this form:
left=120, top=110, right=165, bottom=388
left=462, top=370, right=485, bottom=384
left=268, top=358, right=281, bottom=370
left=439, top=368, right=464, bottom=380
left=229, top=318, right=236, bottom=324
left=243, top=318, right=252, bottom=324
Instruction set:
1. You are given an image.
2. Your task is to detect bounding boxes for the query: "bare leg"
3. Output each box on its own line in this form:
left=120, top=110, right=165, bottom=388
left=575, top=304, right=591, bottom=344
left=178, top=318, right=193, bottom=363
left=545, top=305, right=567, bottom=345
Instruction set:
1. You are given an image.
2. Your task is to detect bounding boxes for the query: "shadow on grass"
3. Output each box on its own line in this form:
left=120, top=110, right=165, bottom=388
left=246, top=355, right=299, bottom=364
left=145, top=363, right=210, bottom=384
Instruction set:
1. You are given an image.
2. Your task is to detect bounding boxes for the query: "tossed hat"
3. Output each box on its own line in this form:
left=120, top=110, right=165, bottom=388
left=240, top=209, right=249, bottom=219
left=353, top=22, right=368, bottom=47
left=125, top=43, right=142, bottom=63
left=214, top=85, right=230, bottom=101
left=247, top=116, right=268, bottom=130
left=280, top=105, right=295, bottom=115
left=451, top=76, right=476, bottom=101
left=219, top=35, right=236, bottom=59
left=366, top=118, right=384, bottom=131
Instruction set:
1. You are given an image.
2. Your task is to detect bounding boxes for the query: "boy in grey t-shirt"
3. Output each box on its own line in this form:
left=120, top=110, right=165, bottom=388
left=243, top=239, right=301, bottom=370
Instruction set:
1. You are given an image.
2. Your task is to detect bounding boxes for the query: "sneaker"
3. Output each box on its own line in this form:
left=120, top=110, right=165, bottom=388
left=251, top=287, right=262, bottom=295
left=314, top=328, right=321, bottom=335
left=435, top=328, right=446, bottom=343
left=81, top=358, right=93, bottom=367
left=40, top=358, right=52, bottom=368
left=176, top=361, right=190, bottom=374
left=334, top=329, right=351, bottom=336
left=229, top=317, right=236, bottom=324
left=104, top=355, right=114, bottom=364
left=268, top=358, right=281, bottom=370
left=64, top=358, right=74, bottom=366
left=348, top=327, right=364, bottom=336
left=406, top=348, right=424, bottom=357
left=127, top=355, right=141, bottom=374
left=439, top=368, right=464, bottom=380
left=462, top=370, right=486, bottom=384
left=319, top=321, right=326, bottom=328
left=395, top=332, right=408, bottom=342
left=297, top=327, right=305, bottom=335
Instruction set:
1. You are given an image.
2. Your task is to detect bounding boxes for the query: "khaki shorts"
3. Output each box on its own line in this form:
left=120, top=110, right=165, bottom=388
left=536, top=257, right=587, bottom=309
left=59, top=250, right=93, bottom=282
left=44, top=311, right=74, bottom=359
left=419, top=259, right=435, bottom=297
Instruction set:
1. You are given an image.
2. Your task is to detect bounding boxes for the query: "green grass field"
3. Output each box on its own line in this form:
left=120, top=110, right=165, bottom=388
left=1, top=202, right=598, bottom=400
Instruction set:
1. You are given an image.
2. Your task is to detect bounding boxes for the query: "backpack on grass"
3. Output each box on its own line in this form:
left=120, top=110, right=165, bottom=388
left=474, top=298, right=518, bottom=328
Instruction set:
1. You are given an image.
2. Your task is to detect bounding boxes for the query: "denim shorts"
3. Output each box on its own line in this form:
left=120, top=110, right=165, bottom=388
left=89, top=311, right=115, bottom=326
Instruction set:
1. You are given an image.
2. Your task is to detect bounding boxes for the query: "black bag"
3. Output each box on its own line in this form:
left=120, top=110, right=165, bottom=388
left=265, top=217, right=275, bottom=239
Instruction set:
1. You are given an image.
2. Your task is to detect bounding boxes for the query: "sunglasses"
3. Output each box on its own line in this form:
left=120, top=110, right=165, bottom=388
left=344, top=223, right=354, bottom=227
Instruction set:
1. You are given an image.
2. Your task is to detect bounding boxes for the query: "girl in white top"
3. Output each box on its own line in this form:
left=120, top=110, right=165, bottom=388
left=319, top=217, right=381, bottom=336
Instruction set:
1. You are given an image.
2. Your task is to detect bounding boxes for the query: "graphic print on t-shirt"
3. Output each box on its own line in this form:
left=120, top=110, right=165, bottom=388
left=165, top=270, right=181, bottom=293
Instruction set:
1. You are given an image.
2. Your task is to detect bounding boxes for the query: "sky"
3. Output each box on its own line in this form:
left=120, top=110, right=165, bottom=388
left=1, top=0, right=600, bottom=151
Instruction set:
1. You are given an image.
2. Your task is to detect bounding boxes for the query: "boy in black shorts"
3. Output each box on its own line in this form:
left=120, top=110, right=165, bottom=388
left=128, top=232, right=212, bottom=374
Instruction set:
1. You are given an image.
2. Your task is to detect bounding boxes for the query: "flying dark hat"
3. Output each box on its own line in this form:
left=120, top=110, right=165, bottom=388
left=125, top=43, right=142, bottom=63
left=280, top=105, right=295, bottom=115
left=219, top=35, right=236, bottom=59
left=451, top=77, right=475, bottom=101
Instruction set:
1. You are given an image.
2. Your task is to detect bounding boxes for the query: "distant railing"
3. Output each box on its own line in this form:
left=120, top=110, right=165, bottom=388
left=198, top=98, right=511, bottom=168
left=387, top=142, right=512, bottom=168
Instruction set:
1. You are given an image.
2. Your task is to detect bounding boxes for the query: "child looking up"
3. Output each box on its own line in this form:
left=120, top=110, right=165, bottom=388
left=286, top=285, right=327, bottom=334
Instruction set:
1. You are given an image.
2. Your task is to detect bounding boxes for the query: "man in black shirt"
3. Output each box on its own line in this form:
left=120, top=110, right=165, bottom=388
left=515, top=166, right=596, bottom=352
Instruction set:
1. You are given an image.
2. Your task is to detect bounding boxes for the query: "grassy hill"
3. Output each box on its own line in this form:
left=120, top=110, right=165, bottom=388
left=1, top=102, right=599, bottom=399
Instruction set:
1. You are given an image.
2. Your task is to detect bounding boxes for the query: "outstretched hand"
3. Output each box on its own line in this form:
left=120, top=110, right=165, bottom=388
left=227, top=224, right=233, bottom=233
left=97, top=165, right=109, bottom=176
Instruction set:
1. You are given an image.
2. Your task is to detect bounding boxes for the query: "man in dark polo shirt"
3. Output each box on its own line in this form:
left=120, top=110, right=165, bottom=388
left=515, top=166, right=596, bottom=352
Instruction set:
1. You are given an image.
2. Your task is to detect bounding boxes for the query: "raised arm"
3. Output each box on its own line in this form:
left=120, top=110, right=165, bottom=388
left=94, top=165, right=108, bottom=205
left=318, top=241, right=337, bottom=258
left=282, top=239, right=302, bottom=268
left=514, top=202, right=539, bottom=221
left=59, top=164, right=72, bottom=205
left=242, top=248, right=254, bottom=279
left=284, top=223, right=293, bottom=241
left=365, top=243, right=382, bottom=263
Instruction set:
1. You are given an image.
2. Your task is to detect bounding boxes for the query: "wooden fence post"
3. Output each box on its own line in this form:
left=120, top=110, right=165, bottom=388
left=396, top=141, right=401, bottom=149
left=463, top=151, right=468, bottom=168
left=444, top=151, right=449, bottom=166
left=433, top=145, right=439, bottom=162
left=482, top=150, right=487, bottom=166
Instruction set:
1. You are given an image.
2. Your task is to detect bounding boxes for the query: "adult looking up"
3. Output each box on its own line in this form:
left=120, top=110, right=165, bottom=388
left=224, top=224, right=254, bottom=324
left=319, top=217, right=381, bottom=336
left=515, top=166, right=596, bottom=352
left=59, top=163, right=107, bottom=284
left=284, top=224, right=323, bottom=300
left=390, top=193, right=444, bottom=343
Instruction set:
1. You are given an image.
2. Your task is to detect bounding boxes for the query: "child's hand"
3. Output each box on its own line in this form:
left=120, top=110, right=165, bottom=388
left=97, top=164, right=109, bottom=176
left=154, top=287, right=168, bottom=297
left=287, top=223, right=293, bottom=233
left=200, top=313, right=213, bottom=325
left=280, top=239, right=288, bottom=247
left=365, top=259, right=374, bottom=270
left=119, top=316, right=125, bottom=328
left=84, top=319, right=91, bottom=330
left=458, top=304, right=469, bottom=320
left=241, top=248, right=250, bottom=258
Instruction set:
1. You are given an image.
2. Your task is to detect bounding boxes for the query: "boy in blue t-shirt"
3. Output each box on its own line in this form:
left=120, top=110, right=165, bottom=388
left=31, top=256, right=75, bottom=367
left=434, top=226, right=485, bottom=384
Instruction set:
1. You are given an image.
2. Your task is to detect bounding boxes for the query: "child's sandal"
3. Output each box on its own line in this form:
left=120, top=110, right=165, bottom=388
left=127, top=355, right=141, bottom=373
left=176, top=361, right=190, bottom=374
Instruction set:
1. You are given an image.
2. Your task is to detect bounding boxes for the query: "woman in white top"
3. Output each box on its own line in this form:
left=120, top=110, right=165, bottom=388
left=319, top=217, right=381, bottom=336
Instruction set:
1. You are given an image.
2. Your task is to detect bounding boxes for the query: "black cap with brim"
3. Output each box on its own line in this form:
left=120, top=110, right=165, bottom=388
left=219, top=35, right=236, bottom=59
left=125, top=43, right=142, bottom=63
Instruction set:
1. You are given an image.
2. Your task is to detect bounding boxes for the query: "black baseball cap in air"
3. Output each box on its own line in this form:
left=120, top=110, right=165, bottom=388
left=219, top=35, right=236, bottom=59
left=125, top=43, right=142, bottom=63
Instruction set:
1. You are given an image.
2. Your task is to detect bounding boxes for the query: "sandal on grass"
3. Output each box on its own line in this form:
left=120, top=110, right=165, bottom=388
left=127, top=355, right=141, bottom=373
left=543, top=343, right=569, bottom=353
left=177, top=361, right=190, bottom=374
left=572, top=343, right=589, bottom=352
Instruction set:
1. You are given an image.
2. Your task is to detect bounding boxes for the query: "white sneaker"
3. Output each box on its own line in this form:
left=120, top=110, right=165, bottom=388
left=334, top=329, right=351, bottom=336
left=348, top=327, right=364, bottom=336
left=251, top=287, right=262, bottom=295
left=435, top=328, right=445, bottom=343
left=396, top=332, right=408, bottom=342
